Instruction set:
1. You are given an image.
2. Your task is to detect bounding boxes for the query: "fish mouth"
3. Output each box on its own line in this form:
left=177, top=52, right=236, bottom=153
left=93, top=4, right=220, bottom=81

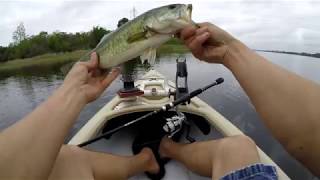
left=176, top=4, right=192, bottom=27
left=187, top=4, right=192, bottom=20
left=181, top=4, right=192, bottom=24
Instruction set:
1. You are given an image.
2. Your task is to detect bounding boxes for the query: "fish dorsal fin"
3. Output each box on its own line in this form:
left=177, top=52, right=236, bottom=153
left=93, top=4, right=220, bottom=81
left=140, top=48, right=157, bottom=64
left=127, top=31, right=148, bottom=43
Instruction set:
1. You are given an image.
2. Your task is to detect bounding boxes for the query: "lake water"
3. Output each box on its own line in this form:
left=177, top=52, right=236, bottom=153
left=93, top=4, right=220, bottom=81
left=0, top=52, right=319, bottom=179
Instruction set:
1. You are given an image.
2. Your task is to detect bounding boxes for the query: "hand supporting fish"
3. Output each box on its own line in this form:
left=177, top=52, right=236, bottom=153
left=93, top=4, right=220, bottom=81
left=63, top=4, right=197, bottom=73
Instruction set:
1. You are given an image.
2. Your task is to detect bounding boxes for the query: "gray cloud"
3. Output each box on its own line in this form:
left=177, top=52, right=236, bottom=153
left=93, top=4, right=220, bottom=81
left=0, top=0, right=319, bottom=53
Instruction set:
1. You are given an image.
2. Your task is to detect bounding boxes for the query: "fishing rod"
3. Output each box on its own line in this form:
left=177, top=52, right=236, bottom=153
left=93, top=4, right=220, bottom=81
left=78, top=77, right=224, bottom=147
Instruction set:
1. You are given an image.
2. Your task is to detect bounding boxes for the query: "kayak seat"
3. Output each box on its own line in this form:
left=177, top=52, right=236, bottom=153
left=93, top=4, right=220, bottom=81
left=101, top=111, right=211, bottom=179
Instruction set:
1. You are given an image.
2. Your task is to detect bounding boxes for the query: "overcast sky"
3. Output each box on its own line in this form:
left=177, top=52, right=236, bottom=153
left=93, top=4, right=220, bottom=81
left=0, top=0, right=319, bottom=53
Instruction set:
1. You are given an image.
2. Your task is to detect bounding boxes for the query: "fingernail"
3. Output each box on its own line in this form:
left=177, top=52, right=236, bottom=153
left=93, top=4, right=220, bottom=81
left=112, top=67, right=121, bottom=73
left=202, top=32, right=210, bottom=38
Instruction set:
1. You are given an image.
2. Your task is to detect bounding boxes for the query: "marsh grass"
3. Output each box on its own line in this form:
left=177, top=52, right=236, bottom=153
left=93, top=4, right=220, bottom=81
left=157, top=44, right=189, bottom=55
left=0, top=50, right=88, bottom=77
left=0, top=39, right=188, bottom=77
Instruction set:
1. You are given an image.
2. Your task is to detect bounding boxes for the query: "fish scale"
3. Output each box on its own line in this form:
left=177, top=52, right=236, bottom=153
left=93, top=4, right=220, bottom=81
left=102, top=19, right=143, bottom=57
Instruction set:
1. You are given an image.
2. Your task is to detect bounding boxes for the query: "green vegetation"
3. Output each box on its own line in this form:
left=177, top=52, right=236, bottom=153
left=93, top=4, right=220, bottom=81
left=0, top=23, right=109, bottom=62
left=0, top=21, right=189, bottom=76
left=157, top=38, right=189, bottom=54
left=0, top=50, right=87, bottom=76
left=0, top=38, right=187, bottom=75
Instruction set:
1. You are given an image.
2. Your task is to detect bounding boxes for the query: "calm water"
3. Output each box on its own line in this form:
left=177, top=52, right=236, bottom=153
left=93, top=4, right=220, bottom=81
left=0, top=52, right=319, bottom=179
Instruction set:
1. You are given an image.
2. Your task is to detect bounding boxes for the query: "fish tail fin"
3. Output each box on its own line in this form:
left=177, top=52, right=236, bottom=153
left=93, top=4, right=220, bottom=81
left=60, top=62, right=76, bottom=74
left=79, top=50, right=92, bottom=61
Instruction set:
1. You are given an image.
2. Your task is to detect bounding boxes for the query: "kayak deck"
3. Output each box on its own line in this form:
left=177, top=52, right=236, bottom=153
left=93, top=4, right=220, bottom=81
left=69, top=70, right=290, bottom=179
left=84, top=111, right=223, bottom=180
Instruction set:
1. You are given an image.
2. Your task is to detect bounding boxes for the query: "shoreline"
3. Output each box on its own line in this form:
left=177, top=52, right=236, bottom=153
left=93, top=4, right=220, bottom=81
left=0, top=50, right=88, bottom=77
left=255, top=49, right=320, bottom=59
left=0, top=44, right=189, bottom=76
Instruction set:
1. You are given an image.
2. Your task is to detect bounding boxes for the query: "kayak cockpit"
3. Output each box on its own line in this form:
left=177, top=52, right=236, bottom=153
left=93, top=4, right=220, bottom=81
left=82, top=111, right=223, bottom=180
left=69, top=67, right=290, bottom=179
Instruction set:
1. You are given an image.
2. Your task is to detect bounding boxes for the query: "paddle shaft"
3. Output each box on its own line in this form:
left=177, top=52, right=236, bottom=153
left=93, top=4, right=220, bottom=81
left=77, top=78, right=224, bottom=147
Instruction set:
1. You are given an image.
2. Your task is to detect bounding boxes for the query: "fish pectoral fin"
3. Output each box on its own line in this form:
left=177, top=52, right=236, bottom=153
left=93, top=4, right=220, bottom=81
left=127, top=31, right=148, bottom=43
left=148, top=48, right=157, bottom=64
left=140, top=48, right=157, bottom=64
left=140, top=49, right=149, bottom=64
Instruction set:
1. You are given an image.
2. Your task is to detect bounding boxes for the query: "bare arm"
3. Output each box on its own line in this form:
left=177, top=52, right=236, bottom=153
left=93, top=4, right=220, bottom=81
left=224, top=41, right=320, bottom=174
left=0, top=52, right=119, bottom=179
left=180, top=23, right=320, bottom=175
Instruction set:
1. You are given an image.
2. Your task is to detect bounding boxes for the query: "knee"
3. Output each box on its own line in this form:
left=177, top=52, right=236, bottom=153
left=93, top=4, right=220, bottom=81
left=210, top=136, right=261, bottom=179
left=56, top=146, right=73, bottom=163
left=58, top=145, right=87, bottom=162
left=60, top=145, right=79, bottom=155
left=216, top=135, right=258, bottom=156
left=231, top=135, right=256, bottom=148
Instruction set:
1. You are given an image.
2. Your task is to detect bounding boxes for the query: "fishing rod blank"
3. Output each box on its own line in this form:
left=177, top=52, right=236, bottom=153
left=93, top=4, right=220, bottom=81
left=78, top=77, right=224, bottom=147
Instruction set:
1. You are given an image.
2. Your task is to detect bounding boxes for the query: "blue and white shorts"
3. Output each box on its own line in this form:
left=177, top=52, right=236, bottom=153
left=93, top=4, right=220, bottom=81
left=220, top=164, right=278, bottom=180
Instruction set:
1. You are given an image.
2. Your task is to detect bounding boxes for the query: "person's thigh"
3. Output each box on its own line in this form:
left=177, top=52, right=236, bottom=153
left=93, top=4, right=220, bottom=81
left=49, top=145, right=94, bottom=180
left=159, top=135, right=261, bottom=179
left=49, top=145, right=158, bottom=180
left=212, top=135, right=260, bottom=179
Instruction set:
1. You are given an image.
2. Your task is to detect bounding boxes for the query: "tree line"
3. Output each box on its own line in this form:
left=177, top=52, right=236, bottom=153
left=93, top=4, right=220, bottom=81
left=0, top=23, right=110, bottom=62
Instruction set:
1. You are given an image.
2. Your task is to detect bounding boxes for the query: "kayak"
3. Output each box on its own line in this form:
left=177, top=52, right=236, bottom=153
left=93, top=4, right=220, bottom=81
left=68, top=70, right=290, bottom=180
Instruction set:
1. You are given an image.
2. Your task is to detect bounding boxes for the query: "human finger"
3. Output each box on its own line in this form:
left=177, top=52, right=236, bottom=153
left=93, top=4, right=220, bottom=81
left=180, top=26, right=197, bottom=40
left=195, top=26, right=209, bottom=36
left=197, top=22, right=212, bottom=28
left=187, top=32, right=210, bottom=49
left=77, top=52, right=99, bottom=70
left=101, top=68, right=120, bottom=89
left=185, top=29, right=209, bottom=45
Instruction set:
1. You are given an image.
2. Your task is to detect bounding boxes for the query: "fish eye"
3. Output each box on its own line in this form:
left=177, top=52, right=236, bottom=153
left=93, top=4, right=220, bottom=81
left=168, top=5, right=176, bottom=9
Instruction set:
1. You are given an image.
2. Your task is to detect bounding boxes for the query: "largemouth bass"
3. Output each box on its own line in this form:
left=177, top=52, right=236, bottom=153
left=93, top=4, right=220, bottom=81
left=82, top=4, right=194, bottom=69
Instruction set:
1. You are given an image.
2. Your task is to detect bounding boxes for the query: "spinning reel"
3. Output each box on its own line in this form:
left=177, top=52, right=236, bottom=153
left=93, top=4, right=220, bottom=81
left=162, top=56, right=195, bottom=142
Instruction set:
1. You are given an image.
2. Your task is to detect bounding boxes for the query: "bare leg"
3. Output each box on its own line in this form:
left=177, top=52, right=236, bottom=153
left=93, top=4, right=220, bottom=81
left=159, top=135, right=260, bottom=179
left=49, top=145, right=159, bottom=180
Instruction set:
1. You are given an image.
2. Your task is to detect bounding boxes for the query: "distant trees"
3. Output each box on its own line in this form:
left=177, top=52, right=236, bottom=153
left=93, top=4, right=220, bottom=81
left=0, top=46, right=10, bottom=62
left=89, top=26, right=110, bottom=48
left=12, top=22, right=26, bottom=45
left=0, top=24, right=111, bottom=62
